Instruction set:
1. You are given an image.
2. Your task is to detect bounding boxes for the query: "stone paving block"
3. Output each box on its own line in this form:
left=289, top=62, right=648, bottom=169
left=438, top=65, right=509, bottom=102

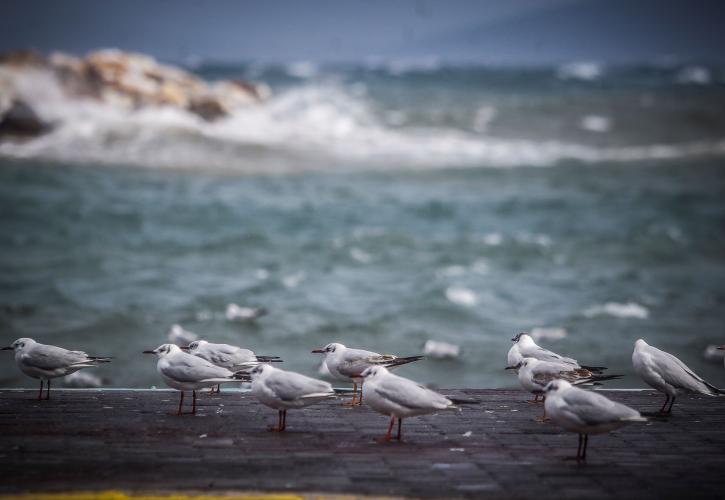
left=0, top=389, right=724, bottom=498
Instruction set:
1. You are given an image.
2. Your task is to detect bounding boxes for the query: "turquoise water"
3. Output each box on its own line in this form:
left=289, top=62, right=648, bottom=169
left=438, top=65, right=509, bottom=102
left=1, top=158, right=724, bottom=388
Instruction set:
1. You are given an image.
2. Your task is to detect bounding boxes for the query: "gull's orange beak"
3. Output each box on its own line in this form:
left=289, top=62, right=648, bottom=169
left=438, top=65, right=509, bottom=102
left=180, top=346, right=190, bottom=351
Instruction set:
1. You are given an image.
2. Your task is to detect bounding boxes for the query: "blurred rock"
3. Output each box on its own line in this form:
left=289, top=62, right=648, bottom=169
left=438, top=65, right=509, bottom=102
left=0, top=98, right=52, bottom=139
left=0, top=48, right=268, bottom=133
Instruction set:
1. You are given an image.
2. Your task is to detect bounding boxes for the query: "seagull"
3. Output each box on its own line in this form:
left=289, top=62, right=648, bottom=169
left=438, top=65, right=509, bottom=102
left=248, top=364, right=336, bottom=432
left=167, top=324, right=198, bottom=346
left=632, top=339, right=723, bottom=414
left=544, top=379, right=647, bottom=461
left=517, top=357, right=622, bottom=418
left=312, top=342, right=424, bottom=406
left=360, top=366, right=457, bottom=442
left=718, top=345, right=725, bottom=368
left=1, top=338, right=112, bottom=400
left=63, top=371, right=105, bottom=388
left=507, top=333, right=607, bottom=373
left=225, top=304, right=268, bottom=323
left=143, top=344, right=248, bottom=415
left=183, top=339, right=282, bottom=393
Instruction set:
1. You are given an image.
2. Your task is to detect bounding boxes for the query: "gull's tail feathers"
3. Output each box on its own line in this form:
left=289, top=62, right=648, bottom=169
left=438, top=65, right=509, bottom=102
left=580, top=364, right=607, bottom=373
left=232, top=371, right=252, bottom=382
left=256, top=356, right=283, bottom=362
left=384, top=355, right=425, bottom=369
left=300, top=391, right=336, bottom=400
left=87, top=356, right=113, bottom=363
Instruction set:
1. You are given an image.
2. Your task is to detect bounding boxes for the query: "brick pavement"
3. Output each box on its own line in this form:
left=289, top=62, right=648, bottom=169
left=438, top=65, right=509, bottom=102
left=0, top=389, right=723, bottom=499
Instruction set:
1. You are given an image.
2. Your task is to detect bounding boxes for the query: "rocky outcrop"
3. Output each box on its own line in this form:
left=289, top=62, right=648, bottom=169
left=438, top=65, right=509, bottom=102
left=0, top=98, right=51, bottom=139
left=0, top=49, right=269, bottom=140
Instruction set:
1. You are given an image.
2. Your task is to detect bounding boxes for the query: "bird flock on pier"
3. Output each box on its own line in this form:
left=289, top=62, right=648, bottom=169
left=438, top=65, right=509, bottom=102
left=2, top=332, right=723, bottom=461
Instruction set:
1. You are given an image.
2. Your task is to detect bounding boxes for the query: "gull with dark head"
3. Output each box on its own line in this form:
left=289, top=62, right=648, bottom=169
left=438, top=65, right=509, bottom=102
left=143, top=343, right=248, bottom=415
left=248, top=364, right=335, bottom=432
left=361, top=366, right=457, bottom=442
left=507, top=333, right=607, bottom=372
left=312, top=342, right=424, bottom=406
left=2, top=338, right=112, bottom=400
left=517, top=357, right=622, bottom=418
left=632, top=339, right=723, bottom=414
left=544, top=379, right=647, bottom=461
left=183, top=339, right=282, bottom=393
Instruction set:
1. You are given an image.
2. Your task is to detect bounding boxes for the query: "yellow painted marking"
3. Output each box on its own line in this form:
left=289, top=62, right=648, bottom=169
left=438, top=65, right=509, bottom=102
left=0, top=493, right=304, bottom=500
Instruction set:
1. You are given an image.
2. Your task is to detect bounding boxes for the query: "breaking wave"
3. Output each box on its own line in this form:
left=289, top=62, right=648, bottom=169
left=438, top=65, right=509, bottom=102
left=2, top=67, right=725, bottom=173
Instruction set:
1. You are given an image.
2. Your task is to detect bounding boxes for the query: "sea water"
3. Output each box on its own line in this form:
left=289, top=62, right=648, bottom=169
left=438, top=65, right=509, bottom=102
left=1, top=62, right=724, bottom=388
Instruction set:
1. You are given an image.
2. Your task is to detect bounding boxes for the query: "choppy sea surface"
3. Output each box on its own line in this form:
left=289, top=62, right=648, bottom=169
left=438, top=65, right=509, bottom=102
left=1, top=61, right=725, bottom=388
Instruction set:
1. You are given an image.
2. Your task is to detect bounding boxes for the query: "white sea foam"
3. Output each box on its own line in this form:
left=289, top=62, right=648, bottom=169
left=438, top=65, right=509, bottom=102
left=676, top=66, right=711, bottom=85
left=557, top=62, right=603, bottom=81
left=445, top=286, right=477, bottom=307
left=530, top=327, right=568, bottom=341
left=2, top=70, right=725, bottom=173
left=583, top=302, right=649, bottom=319
left=580, top=115, right=611, bottom=133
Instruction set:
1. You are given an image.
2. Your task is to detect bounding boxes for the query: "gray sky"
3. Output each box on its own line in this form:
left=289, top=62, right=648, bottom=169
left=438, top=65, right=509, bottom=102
left=1, top=0, right=724, bottom=64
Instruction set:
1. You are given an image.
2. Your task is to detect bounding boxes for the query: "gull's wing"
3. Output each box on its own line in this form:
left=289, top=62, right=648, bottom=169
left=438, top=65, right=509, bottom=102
left=560, top=387, right=642, bottom=425
left=266, top=371, right=333, bottom=401
left=161, top=355, right=232, bottom=383
left=520, top=342, right=578, bottom=365
left=336, top=348, right=383, bottom=377
left=649, top=346, right=719, bottom=394
left=22, top=344, right=90, bottom=370
left=373, top=374, right=451, bottom=410
left=202, top=343, right=255, bottom=366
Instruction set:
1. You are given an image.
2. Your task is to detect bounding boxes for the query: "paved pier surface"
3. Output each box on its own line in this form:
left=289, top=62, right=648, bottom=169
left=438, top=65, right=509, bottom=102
left=1, top=389, right=724, bottom=499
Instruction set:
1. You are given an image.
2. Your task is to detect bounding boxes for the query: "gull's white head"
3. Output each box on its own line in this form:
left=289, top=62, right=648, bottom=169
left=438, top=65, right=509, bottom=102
left=312, top=342, right=345, bottom=356
left=184, top=340, right=208, bottom=353
left=143, top=343, right=180, bottom=357
left=520, top=357, right=539, bottom=370
left=634, top=339, right=648, bottom=349
left=544, top=379, right=572, bottom=394
left=248, top=363, right=273, bottom=379
left=512, top=333, right=534, bottom=346
left=361, top=365, right=388, bottom=379
left=2, top=338, right=36, bottom=352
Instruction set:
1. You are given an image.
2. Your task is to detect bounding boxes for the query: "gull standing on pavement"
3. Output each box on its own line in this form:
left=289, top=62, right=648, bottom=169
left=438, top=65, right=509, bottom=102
left=2, top=338, right=112, bottom=400
left=544, top=379, right=647, bottom=461
left=312, top=342, right=424, bottom=406
left=517, top=357, right=622, bottom=419
left=361, top=366, right=457, bottom=442
left=249, top=364, right=336, bottom=432
left=507, top=333, right=607, bottom=373
left=143, top=344, right=248, bottom=415
left=632, top=339, right=723, bottom=414
left=184, top=339, right=282, bottom=393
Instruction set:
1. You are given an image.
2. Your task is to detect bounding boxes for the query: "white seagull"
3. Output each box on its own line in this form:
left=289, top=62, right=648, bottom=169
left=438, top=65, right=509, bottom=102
left=248, top=364, right=336, bottom=432
left=183, top=339, right=282, bottom=393
left=2, top=338, right=112, bottom=400
left=312, top=342, right=424, bottom=406
left=544, top=379, right=647, bottom=461
left=507, top=333, right=607, bottom=373
left=517, top=357, right=622, bottom=417
left=143, top=343, right=248, bottom=415
left=361, top=366, right=457, bottom=442
left=632, top=339, right=723, bottom=414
